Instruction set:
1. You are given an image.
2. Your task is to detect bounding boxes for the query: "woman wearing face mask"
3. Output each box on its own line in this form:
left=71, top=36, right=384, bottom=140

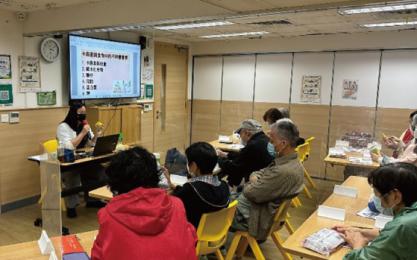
left=57, top=101, right=104, bottom=218
left=164, top=142, right=230, bottom=228
left=334, top=162, right=417, bottom=260
left=371, top=114, right=417, bottom=167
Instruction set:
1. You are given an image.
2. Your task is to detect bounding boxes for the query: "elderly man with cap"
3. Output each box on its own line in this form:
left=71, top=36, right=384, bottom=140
left=217, top=119, right=274, bottom=187
left=230, top=118, right=304, bottom=241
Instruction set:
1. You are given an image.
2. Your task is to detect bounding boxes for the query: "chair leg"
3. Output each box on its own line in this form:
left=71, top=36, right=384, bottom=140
left=235, top=236, right=249, bottom=257
left=286, top=212, right=291, bottom=218
left=225, top=233, right=242, bottom=260
left=285, top=218, right=295, bottom=235
left=215, top=249, right=224, bottom=260
left=291, top=199, right=298, bottom=208
left=303, top=184, right=313, bottom=199
left=247, top=237, right=265, bottom=260
left=294, top=197, right=302, bottom=207
left=271, top=232, right=293, bottom=260
left=304, top=167, right=317, bottom=189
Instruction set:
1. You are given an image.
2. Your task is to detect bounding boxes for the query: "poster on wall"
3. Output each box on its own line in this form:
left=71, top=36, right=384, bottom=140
left=0, top=84, right=13, bottom=105
left=37, top=91, right=56, bottom=106
left=0, top=55, right=12, bottom=79
left=19, top=56, right=41, bottom=92
left=301, top=75, right=321, bottom=103
left=342, top=79, right=358, bottom=100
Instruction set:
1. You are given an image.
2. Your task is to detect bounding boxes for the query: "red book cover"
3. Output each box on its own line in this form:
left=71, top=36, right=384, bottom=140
left=61, top=235, right=85, bottom=254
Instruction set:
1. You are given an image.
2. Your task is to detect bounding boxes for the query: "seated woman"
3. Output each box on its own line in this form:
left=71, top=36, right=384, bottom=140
left=165, top=142, right=230, bottom=228
left=383, top=110, right=417, bottom=157
left=91, top=146, right=197, bottom=260
left=334, top=162, right=417, bottom=260
left=372, top=114, right=417, bottom=166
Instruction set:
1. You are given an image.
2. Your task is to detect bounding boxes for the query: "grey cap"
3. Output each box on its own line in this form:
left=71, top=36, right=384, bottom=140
left=235, top=119, right=262, bottom=134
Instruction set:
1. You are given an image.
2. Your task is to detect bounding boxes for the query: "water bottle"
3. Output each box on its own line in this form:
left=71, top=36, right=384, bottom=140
left=58, top=141, right=65, bottom=162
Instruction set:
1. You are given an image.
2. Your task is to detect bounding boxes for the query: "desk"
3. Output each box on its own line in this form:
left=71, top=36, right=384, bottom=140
left=89, top=186, right=112, bottom=201
left=209, top=139, right=243, bottom=153
left=324, top=152, right=379, bottom=169
left=0, top=230, right=97, bottom=260
left=282, top=176, right=374, bottom=260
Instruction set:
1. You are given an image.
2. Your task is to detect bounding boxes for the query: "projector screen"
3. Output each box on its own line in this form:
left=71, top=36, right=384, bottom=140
left=69, top=35, right=141, bottom=100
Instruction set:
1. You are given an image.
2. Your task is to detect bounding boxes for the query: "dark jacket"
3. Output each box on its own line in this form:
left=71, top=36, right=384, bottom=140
left=219, top=131, right=274, bottom=186
left=172, top=180, right=230, bottom=228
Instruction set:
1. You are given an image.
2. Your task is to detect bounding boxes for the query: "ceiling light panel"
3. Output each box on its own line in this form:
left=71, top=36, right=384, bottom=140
left=362, top=20, right=417, bottom=27
left=340, top=3, right=417, bottom=15
left=200, top=31, right=269, bottom=38
left=155, top=21, right=233, bottom=30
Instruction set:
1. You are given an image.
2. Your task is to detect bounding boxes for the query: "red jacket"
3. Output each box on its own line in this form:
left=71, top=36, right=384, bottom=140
left=91, top=187, right=197, bottom=260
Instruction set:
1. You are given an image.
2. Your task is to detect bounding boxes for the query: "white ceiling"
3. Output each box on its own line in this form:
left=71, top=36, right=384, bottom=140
left=0, top=0, right=105, bottom=11
left=6, top=0, right=417, bottom=42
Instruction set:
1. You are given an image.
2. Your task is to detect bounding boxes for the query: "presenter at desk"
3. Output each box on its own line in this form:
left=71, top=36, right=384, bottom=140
left=57, top=101, right=104, bottom=218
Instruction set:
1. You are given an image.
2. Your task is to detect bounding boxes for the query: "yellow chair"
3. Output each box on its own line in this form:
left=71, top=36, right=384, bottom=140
left=196, top=200, right=238, bottom=259
left=296, top=139, right=317, bottom=191
left=43, top=139, right=58, bottom=153
left=225, top=196, right=296, bottom=260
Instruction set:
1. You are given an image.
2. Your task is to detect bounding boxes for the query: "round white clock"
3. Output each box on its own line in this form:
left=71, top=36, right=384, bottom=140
left=40, top=37, right=60, bottom=63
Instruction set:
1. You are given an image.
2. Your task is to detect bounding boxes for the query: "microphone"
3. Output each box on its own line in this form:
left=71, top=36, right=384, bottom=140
left=82, top=120, right=94, bottom=140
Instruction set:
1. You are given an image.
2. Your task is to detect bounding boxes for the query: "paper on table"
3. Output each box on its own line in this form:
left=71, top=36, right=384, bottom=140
left=318, top=205, right=346, bottom=221
left=170, top=174, right=188, bottom=186
left=375, top=215, right=393, bottom=229
left=357, top=207, right=393, bottom=221
left=218, top=135, right=232, bottom=144
left=38, top=230, right=54, bottom=255
left=333, top=185, right=358, bottom=198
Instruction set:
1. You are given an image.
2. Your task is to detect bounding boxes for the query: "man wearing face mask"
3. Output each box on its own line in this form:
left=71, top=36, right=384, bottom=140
left=230, top=119, right=304, bottom=241
left=334, top=162, right=417, bottom=260
left=217, top=119, right=274, bottom=187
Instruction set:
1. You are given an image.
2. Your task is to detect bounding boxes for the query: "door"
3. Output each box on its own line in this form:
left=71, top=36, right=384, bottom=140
left=154, top=42, right=188, bottom=161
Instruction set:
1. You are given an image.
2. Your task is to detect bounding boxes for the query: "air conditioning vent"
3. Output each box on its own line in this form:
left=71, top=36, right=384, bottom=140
left=250, top=20, right=292, bottom=25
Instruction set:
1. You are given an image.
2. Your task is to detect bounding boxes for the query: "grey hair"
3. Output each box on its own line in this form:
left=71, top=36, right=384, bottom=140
left=270, top=118, right=300, bottom=147
left=278, top=107, right=290, bottom=118
left=246, top=127, right=262, bottom=135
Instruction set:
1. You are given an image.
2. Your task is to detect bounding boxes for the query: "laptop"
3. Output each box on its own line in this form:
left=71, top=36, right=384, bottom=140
left=92, top=134, right=119, bottom=156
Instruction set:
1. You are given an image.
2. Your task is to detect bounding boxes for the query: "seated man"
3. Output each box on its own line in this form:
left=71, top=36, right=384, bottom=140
left=91, top=146, right=197, bottom=260
left=166, top=142, right=230, bottom=228
left=231, top=119, right=304, bottom=241
left=335, top=162, right=417, bottom=260
left=217, top=119, right=274, bottom=187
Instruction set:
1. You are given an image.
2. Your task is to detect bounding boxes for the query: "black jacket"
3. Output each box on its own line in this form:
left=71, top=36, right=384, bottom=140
left=218, top=131, right=274, bottom=186
left=171, top=180, right=230, bottom=228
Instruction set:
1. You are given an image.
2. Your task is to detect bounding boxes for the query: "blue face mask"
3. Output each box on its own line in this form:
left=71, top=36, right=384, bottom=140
left=369, top=195, right=394, bottom=216
left=267, top=142, right=276, bottom=157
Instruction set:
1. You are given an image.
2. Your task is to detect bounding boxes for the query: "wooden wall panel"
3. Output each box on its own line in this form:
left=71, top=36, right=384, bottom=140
left=290, top=104, right=330, bottom=179
left=326, top=106, right=376, bottom=181
left=139, top=108, right=154, bottom=152
left=191, top=99, right=220, bottom=143
left=0, top=108, right=67, bottom=205
left=375, top=108, right=414, bottom=156
left=121, top=105, right=141, bottom=145
left=253, top=102, right=289, bottom=130
left=220, top=101, right=253, bottom=135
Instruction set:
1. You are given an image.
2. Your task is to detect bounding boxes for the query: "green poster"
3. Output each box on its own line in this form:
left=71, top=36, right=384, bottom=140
left=0, top=84, right=13, bottom=105
left=145, top=84, right=153, bottom=99
left=37, top=91, right=56, bottom=106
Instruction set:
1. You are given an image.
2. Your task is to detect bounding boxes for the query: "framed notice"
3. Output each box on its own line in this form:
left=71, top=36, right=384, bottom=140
left=0, top=84, right=13, bottom=105
left=37, top=91, right=56, bottom=106
left=301, top=75, right=321, bottom=103
left=19, top=56, right=41, bottom=92
left=342, top=79, right=358, bottom=100
left=0, top=55, right=12, bottom=79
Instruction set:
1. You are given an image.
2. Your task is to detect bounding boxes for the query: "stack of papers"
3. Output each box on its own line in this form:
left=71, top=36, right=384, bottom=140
left=303, top=228, right=345, bottom=256
left=328, top=147, right=346, bottom=158
left=218, top=135, right=232, bottom=144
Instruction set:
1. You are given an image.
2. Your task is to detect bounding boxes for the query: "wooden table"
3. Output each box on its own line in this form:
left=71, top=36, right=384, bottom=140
left=324, top=152, right=379, bottom=169
left=209, top=139, right=243, bottom=152
left=0, top=230, right=97, bottom=260
left=89, top=186, right=113, bottom=201
left=282, top=176, right=374, bottom=259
